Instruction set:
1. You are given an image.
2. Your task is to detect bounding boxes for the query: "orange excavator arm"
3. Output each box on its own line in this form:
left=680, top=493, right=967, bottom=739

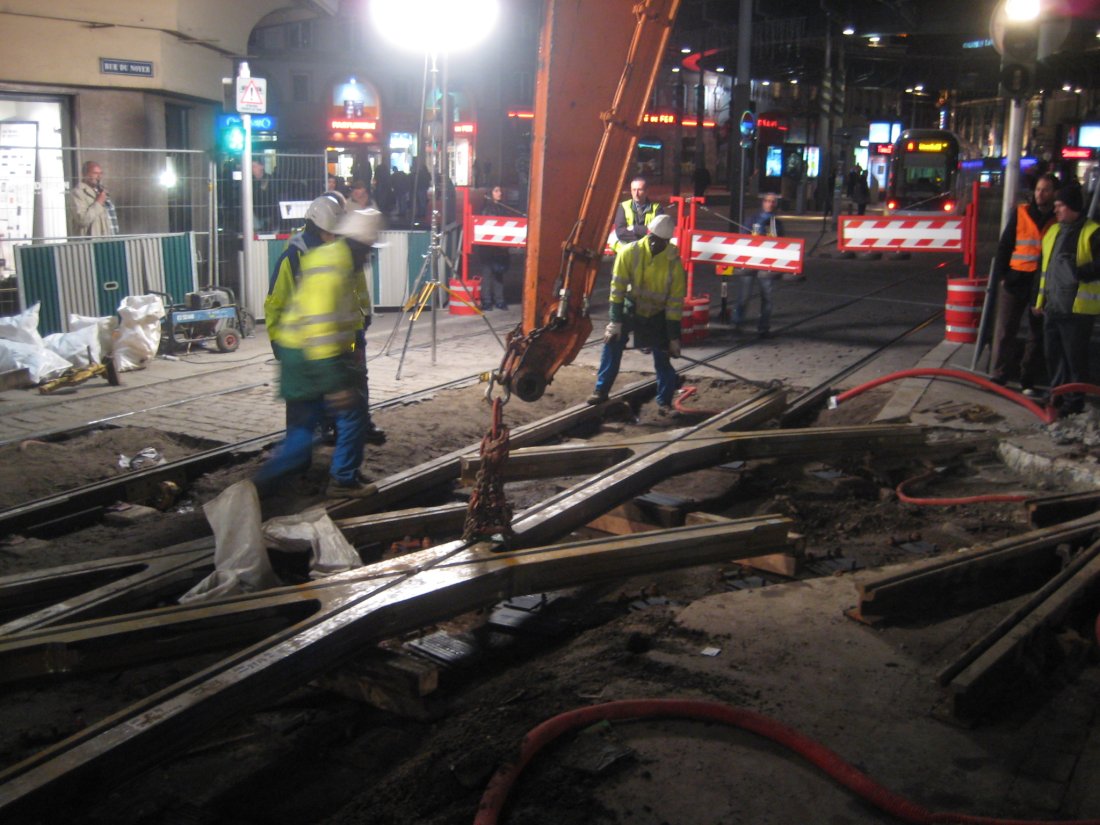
left=494, top=0, right=681, bottom=403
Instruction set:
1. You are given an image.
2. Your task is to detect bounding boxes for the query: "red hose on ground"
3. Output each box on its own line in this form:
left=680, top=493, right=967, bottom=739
left=673, top=385, right=722, bottom=416
left=474, top=699, right=1100, bottom=825
left=830, top=368, right=1054, bottom=423
left=1051, top=382, right=1100, bottom=402
left=896, top=469, right=1030, bottom=507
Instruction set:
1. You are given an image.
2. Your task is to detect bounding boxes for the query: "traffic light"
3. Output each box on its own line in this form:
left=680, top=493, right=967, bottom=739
left=999, top=15, right=1039, bottom=99
left=217, top=118, right=245, bottom=156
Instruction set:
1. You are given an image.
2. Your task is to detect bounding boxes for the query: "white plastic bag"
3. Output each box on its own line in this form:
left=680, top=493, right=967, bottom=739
left=69, top=313, right=118, bottom=358
left=179, top=480, right=279, bottom=603
left=263, top=505, right=363, bottom=578
left=113, top=294, right=165, bottom=372
left=0, top=303, right=46, bottom=348
left=0, top=338, right=72, bottom=384
left=43, top=323, right=102, bottom=367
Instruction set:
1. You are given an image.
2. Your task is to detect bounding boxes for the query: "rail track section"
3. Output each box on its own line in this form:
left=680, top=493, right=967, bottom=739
left=0, top=305, right=941, bottom=542
left=0, top=377, right=935, bottom=817
left=0, top=272, right=946, bottom=542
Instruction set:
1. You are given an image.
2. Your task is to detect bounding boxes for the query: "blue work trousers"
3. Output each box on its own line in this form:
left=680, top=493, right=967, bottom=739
left=1044, top=312, right=1095, bottom=410
left=733, top=271, right=774, bottom=333
left=595, top=335, right=677, bottom=407
left=255, top=394, right=366, bottom=493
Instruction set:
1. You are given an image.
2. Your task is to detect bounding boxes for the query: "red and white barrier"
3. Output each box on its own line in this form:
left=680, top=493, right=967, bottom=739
left=688, top=231, right=804, bottom=275
left=838, top=216, right=965, bottom=252
left=471, top=215, right=528, bottom=247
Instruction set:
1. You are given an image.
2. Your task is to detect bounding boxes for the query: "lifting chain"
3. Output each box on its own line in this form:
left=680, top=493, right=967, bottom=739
left=462, top=396, right=515, bottom=544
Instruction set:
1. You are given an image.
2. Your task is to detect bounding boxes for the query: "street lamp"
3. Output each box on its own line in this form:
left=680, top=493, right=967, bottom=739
left=371, top=0, right=498, bottom=365
left=992, top=0, right=1040, bottom=231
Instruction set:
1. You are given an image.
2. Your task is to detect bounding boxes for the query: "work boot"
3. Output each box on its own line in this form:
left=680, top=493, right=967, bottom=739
left=364, top=425, right=387, bottom=445
left=586, top=389, right=609, bottom=405
left=326, top=475, right=378, bottom=498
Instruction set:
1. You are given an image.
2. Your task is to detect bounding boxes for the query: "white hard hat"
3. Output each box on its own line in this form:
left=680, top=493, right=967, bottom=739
left=648, top=214, right=675, bottom=240
left=305, top=194, right=345, bottom=232
left=336, top=207, right=383, bottom=246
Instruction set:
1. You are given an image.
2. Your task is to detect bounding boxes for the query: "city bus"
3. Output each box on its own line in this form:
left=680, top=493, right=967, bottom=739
left=884, top=129, right=962, bottom=214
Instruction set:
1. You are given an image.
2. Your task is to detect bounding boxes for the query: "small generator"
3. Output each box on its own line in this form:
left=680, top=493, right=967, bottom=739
left=158, top=287, right=253, bottom=354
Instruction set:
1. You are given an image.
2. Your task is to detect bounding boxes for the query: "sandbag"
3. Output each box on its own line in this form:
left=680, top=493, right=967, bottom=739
left=113, top=294, right=165, bottom=372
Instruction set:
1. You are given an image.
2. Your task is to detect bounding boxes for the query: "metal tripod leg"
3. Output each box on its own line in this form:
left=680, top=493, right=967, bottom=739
left=378, top=250, right=433, bottom=360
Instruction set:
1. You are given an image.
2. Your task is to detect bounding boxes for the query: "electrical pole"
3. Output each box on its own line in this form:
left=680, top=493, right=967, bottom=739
left=727, top=0, right=752, bottom=229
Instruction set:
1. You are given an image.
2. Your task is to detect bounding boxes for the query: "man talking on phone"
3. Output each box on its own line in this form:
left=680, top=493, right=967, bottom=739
left=68, top=160, right=119, bottom=237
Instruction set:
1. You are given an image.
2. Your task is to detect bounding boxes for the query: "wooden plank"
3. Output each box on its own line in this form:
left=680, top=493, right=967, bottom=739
left=585, top=501, right=656, bottom=535
left=314, top=647, right=439, bottom=719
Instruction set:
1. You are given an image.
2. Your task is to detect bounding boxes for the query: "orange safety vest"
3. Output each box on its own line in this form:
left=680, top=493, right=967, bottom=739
left=1009, top=203, right=1054, bottom=273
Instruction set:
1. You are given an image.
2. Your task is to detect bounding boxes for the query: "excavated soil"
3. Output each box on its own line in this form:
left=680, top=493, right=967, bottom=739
left=0, top=364, right=1087, bottom=825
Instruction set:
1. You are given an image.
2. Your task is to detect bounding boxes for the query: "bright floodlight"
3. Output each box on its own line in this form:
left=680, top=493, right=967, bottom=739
left=371, top=0, right=499, bottom=54
left=1004, top=0, right=1039, bottom=21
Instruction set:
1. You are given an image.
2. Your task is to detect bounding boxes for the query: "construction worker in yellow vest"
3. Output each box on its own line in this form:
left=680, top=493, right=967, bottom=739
left=989, top=173, right=1057, bottom=391
left=612, top=175, right=663, bottom=253
left=1033, top=184, right=1100, bottom=417
left=588, top=213, right=685, bottom=416
left=254, top=208, right=383, bottom=498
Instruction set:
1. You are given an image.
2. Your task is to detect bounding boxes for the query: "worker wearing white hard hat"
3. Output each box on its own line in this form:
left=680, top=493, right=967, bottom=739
left=255, top=206, right=386, bottom=499
left=587, top=212, right=686, bottom=416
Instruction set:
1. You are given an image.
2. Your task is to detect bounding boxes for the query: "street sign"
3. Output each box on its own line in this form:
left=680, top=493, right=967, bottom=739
left=236, top=76, right=267, bottom=114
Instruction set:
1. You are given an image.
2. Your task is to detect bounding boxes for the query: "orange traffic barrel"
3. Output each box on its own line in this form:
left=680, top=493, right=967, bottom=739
left=448, top=278, right=481, bottom=315
left=944, top=278, right=987, bottom=343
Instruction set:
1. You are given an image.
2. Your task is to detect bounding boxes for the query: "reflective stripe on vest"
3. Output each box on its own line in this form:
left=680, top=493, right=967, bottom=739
left=275, top=241, right=364, bottom=358
left=1037, top=221, right=1100, bottom=314
left=1010, top=203, right=1054, bottom=271
left=613, top=200, right=662, bottom=252
left=609, top=240, right=685, bottom=321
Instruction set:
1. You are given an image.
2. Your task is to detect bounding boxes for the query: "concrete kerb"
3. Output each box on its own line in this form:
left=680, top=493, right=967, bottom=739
left=869, top=338, right=1100, bottom=491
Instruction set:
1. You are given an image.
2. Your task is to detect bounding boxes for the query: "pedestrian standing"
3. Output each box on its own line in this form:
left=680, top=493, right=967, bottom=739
left=1033, top=184, right=1100, bottom=417
left=692, top=165, right=711, bottom=198
left=613, top=175, right=663, bottom=252
left=67, top=160, right=118, bottom=236
left=479, top=185, right=512, bottom=310
left=851, top=166, right=870, bottom=216
left=733, top=193, right=784, bottom=338
left=587, top=214, right=685, bottom=416
left=988, top=173, right=1057, bottom=391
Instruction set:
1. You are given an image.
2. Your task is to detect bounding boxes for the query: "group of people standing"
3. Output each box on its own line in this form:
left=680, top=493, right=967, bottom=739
left=990, top=175, right=1100, bottom=417
left=587, top=174, right=788, bottom=413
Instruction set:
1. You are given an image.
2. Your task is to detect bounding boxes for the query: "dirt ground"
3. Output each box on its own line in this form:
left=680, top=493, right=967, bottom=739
left=0, top=365, right=1094, bottom=825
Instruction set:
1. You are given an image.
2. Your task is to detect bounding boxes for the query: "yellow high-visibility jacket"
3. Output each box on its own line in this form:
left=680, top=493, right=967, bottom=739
left=609, top=238, right=685, bottom=346
left=274, top=239, right=371, bottom=360
left=1035, top=220, right=1100, bottom=315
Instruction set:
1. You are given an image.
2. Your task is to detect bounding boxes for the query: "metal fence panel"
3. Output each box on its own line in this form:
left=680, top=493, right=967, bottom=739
left=15, top=233, right=198, bottom=334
